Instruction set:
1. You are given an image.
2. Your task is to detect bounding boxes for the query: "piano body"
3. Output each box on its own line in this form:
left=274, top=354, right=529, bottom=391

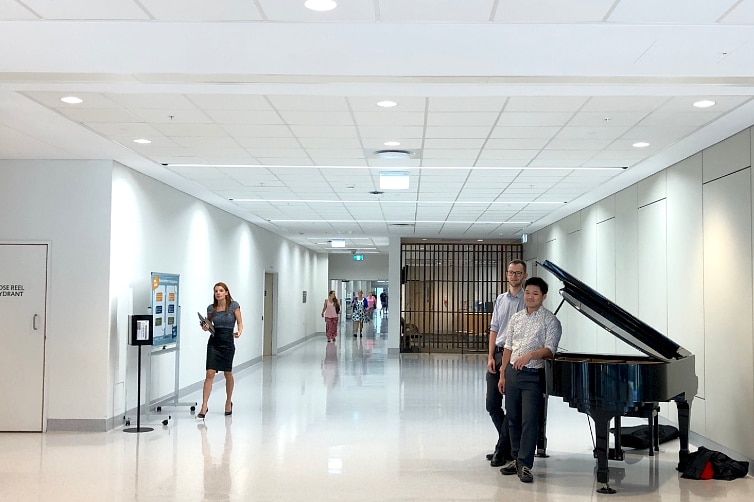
left=539, top=260, right=698, bottom=494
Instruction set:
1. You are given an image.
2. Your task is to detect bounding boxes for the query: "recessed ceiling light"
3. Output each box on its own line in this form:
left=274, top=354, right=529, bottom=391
left=693, top=100, right=716, bottom=108
left=633, top=142, right=650, bottom=148
left=60, top=96, right=83, bottom=104
left=377, top=100, right=398, bottom=108
left=384, top=141, right=401, bottom=147
left=133, top=138, right=152, bottom=144
left=379, top=172, right=410, bottom=190
left=330, top=239, right=345, bottom=248
left=305, top=0, right=337, bottom=12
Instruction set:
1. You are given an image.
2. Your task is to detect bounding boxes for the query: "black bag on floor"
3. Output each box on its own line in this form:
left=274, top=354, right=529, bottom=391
left=681, top=446, right=750, bottom=480
left=610, top=424, right=679, bottom=450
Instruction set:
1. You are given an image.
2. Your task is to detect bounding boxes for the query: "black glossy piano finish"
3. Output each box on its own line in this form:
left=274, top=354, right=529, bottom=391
left=539, top=260, right=698, bottom=494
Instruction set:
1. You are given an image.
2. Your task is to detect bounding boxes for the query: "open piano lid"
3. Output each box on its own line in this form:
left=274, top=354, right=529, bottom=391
left=540, top=260, right=691, bottom=362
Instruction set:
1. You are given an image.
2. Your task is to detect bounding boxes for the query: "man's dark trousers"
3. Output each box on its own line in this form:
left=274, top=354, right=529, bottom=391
left=504, top=364, right=544, bottom=469
left=485, top=350, right=512, bottom=461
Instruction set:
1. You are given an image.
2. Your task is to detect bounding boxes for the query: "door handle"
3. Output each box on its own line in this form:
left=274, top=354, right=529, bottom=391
left=33, top=314, right=38, bottom=330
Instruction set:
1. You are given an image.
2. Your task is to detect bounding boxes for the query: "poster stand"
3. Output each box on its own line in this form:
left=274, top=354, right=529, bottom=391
left=146, top=273, right=196, bottom=416
left=124, top=315, right=154, bottom=433
left=148, top=320, right=198, bottom=415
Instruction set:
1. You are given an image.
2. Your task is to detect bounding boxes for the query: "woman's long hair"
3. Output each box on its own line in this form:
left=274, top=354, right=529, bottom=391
left=329, top=290, right=340, bottom=311
left=212, top=282, right=234, bottom=313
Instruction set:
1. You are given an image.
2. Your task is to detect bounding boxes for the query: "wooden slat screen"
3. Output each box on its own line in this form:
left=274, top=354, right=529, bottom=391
left=401, top=242, right=522, bottom=353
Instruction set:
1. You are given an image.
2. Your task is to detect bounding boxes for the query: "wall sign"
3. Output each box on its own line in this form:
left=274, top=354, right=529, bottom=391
left=0, top=284, right=25, bottom=297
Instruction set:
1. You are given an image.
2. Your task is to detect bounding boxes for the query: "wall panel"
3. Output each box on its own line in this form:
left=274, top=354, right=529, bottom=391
left=702, top=129, right=751, bottom=183
left=666, top=153, right=706, bottom=430
left=703, top=168, right=754, bottom=458
left=595, top=218, right=617, bottom=354
left=614, top=186, right=639, bottom=319
left=637, top=171, right=666, bottom=207
left=637, top=200, right=668, bottom=337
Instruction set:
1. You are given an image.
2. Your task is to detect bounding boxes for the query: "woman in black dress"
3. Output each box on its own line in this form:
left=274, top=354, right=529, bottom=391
left=199, top=282, right=243, bottom=418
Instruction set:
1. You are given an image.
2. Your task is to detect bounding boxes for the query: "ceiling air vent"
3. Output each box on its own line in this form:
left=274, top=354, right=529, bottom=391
left=373, top=149, right=413, bottom=160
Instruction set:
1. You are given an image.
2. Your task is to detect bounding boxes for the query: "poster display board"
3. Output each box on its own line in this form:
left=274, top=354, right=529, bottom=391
left=151, top=273, right=180, bottom=347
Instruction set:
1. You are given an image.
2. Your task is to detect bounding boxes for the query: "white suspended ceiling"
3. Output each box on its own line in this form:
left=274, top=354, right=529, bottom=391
left=2, top=0, right=754, bottom=253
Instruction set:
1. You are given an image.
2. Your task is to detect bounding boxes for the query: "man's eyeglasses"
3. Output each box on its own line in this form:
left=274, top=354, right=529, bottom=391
left=506, top=270, right=524, bottom=277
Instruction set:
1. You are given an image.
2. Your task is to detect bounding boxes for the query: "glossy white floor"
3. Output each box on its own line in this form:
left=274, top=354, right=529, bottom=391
left=1, top=314, right=752, bottom=501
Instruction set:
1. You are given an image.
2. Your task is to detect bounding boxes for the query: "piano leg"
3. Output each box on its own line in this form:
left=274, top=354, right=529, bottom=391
left=591, top=411, right=618, bottom=494
left=611, top=415, right=624, bottom=461
left=674, top=395, right=692, bottom=471
left=536, top=393, right=548, bottom=457
left=652, top=404, right=660, bottom=454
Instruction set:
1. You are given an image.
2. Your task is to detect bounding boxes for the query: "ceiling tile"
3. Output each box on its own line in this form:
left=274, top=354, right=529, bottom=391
left=378, top=0, right=496, bottom=22
left=494, top=0, right=615, bottom=23
left=139, top=0, right=263, bottom=21
left=608, top=0, right=739, bottom=24
left=352, top=111, right=425, bottom=127
left=21, top=0, right=149, bottom=19
left=206, top=110, right=283, bottom=125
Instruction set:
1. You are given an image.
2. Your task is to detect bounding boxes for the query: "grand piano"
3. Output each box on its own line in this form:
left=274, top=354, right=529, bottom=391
left=539, top=260, right=698, bottom=494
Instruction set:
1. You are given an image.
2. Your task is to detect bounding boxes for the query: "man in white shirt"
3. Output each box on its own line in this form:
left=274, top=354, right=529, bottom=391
left=485, top=260, right=526, bottom=467
left=499, top=277, right=562, bottom=483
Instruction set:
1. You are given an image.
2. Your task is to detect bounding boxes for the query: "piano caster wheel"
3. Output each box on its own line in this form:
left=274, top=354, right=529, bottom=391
left=597, top=484, right=616, bottom=494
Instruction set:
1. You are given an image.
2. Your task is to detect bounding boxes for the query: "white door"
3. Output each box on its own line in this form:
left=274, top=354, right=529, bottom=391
left=0, top=244, right=47, bottom=431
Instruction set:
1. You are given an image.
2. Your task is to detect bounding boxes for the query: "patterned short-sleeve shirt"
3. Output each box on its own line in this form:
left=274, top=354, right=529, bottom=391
left=503, top=306, right=562, bottom=369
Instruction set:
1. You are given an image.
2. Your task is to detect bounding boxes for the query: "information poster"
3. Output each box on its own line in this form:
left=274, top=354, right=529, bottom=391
left=151, top=273, right=180, bottom=347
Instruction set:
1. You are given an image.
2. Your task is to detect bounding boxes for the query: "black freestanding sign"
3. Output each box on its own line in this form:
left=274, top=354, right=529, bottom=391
left=125, top=315, right=154, bottom=433
left=129, top=314, right=153, bottom=346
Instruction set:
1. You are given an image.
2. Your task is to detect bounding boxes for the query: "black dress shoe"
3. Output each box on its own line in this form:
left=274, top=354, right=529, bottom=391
left=490, top=451, right=505, bottom=467
left=485, top=453, right=494, bottom=461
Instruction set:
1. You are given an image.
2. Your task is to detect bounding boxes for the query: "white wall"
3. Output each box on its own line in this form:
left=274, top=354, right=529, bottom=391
left=110, top=164, right=328, bottom=423
left=0, top=160, right=113, bottom=430
left=524, top=127, right=754, bottom=460
left=1, top=159, right=328, bottom=431
left=328, top=253, right=388, bottom=280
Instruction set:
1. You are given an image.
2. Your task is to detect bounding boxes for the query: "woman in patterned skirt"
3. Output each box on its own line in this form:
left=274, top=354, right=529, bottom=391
left=321, top=290, right=341, bottom=342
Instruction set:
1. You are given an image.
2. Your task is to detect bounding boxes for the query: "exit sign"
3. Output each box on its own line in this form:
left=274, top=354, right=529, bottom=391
left=353, top=254, right=364, bottom=261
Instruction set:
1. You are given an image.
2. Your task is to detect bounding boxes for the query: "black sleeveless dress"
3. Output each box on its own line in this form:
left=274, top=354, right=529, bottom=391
left=206, top=301, right=239, bottom=372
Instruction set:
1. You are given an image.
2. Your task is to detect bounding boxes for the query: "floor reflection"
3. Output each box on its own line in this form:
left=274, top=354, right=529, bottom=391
left=0, top=317, right=752, bottom=501
left=199, top=419, right=232, bottom=501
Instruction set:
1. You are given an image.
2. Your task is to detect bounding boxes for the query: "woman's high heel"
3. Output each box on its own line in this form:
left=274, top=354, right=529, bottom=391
left=224, top=402, right=233, bottom=416
left=197, top=407, right=208, bottom=419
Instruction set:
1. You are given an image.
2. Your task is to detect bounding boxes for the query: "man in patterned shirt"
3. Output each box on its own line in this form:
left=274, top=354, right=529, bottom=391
left=499, top=276, right=562, bottom=483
